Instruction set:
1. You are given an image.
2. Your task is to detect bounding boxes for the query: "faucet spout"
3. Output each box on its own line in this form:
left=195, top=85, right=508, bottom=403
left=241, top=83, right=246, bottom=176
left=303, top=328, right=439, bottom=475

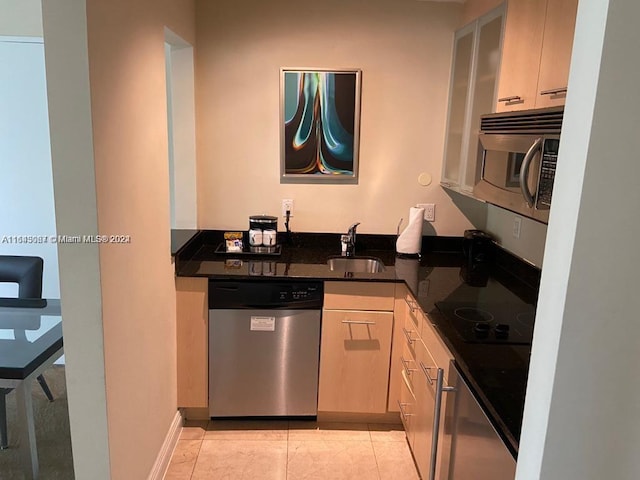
left=341, top=222, right=360, bottom=256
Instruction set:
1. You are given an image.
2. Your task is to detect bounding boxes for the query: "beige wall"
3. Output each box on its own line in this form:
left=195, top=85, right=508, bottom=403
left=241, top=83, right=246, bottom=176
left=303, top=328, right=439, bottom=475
left=0, top=0, right=42, bottom=36
left=85, top=0, right=195, bottom=478
left=195, top=0, right=482, bottom=236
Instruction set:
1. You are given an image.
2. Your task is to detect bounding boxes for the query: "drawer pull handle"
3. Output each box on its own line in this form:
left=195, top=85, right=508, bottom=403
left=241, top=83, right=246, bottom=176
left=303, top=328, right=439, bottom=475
left=540, top=87, right=567, bottom=96
left=400, top=356, right=417, bottom=375
left=404, top=298, right=417, bottom=312
left=342, top=320, right=376, bottom=325
left=402, top=327, right=416, bottom=345
left=420, top=361, right=437, bottom=385
left=397, top=400, right=414, bottom=420
left=498, top=95, right=522, bottom=103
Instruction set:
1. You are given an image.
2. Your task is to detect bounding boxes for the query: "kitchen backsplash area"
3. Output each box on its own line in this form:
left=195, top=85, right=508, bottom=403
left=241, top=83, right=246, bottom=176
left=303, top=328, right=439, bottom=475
left=485, top=205, right=548, bottom=268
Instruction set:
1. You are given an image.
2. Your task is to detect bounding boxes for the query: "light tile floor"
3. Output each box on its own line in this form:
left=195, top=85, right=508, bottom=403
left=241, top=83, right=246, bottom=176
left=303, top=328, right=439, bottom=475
left=165, top=420, right=420, bottom=480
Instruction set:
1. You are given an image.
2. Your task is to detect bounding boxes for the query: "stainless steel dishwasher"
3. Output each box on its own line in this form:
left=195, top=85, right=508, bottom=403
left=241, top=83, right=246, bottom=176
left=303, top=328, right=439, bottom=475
left=208, top=280, right=323, bottom=417
left=443, top=365, right=517, bottom=479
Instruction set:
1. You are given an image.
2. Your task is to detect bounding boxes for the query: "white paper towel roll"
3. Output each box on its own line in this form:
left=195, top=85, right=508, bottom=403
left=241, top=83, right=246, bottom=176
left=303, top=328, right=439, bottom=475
left=396, top=207, right=424, bottom=255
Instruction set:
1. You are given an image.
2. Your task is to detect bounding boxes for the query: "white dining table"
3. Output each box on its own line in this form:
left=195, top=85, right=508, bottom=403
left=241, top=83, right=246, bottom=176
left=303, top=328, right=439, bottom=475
left=0, top=299, right=63, bottom=480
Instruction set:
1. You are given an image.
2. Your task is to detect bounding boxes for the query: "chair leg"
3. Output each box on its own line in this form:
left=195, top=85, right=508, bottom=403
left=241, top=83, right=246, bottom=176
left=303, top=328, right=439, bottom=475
left=0, top=390, right=8, bottom=449
left=36, top=375, right=54, bottom=402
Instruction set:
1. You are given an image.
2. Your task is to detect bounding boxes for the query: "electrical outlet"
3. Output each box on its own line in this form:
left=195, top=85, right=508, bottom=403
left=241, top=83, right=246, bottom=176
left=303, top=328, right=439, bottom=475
left=417, top=203, right=436, bottom=222
left=282, top=199, right=294, bottom=217
left=424, top=204, right=435, bottom=222
left=513, top=216, right=522, bottom=239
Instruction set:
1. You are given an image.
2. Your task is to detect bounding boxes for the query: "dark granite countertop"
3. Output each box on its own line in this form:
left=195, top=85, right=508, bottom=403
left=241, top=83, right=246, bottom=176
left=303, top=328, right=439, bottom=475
left=408, top=248, right=539, bottom=457
left=175, top=230, right=403, bottom=281
left=175, top=230, right=540, bottom=456
left=171, top=229, right=200, bottom=256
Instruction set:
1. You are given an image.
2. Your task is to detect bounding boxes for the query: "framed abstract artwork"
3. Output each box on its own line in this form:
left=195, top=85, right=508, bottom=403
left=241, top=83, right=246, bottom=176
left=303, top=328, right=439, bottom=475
left=280, top=68, right=362, bottom=184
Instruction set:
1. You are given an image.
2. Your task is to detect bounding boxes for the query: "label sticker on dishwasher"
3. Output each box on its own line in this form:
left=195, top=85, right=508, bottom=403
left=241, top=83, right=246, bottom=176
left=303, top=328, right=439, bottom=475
left=250, top=316, right=276, bottom=331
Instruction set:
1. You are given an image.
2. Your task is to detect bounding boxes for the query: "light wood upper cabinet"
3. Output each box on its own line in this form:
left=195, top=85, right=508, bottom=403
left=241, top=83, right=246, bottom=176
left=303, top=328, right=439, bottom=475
left=318, top=309, right=394, bottom=414
left=496, top=0, right=578, bottom=111
left=536, top=0, right=579, bottom=108
left=495, top=0, right=547, bottom=111
left=176, top=276, right=209, bottom=408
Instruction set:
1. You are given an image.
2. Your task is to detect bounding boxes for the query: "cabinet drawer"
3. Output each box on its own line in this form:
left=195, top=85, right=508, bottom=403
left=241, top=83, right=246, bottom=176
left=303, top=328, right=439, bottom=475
left=404, top=293, right=423, bottom=332
left=414, top=337, right=439, bottom=395
left=401, top=340, right=419, bottom=392
left=399, top=369, right=416, bottom=442
left=318, top=309, right=393, bottom=414
left=421, top=314, right=454, bottom=383
left=402, top=310, right=421, bottom=360
left=324, top=281, right=395, bottom=311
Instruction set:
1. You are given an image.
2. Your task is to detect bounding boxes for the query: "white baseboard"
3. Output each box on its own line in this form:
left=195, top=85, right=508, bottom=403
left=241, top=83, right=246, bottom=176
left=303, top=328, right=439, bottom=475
left=148, top=410, right=183, bottom=480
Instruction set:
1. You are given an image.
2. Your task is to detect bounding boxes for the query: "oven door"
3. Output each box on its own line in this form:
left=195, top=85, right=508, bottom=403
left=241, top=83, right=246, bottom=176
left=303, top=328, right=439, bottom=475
left=474, top=133, right=543, bottom=220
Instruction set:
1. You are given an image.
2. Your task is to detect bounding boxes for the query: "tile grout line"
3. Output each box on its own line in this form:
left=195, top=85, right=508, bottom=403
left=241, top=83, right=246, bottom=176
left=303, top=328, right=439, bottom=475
left=186, top=421, right=209, bottom=480
left=286, top=420, right=290, bottom=480
left=367, top=424, right=384, bottom=480
left=187, top=435, right=204, bottom=480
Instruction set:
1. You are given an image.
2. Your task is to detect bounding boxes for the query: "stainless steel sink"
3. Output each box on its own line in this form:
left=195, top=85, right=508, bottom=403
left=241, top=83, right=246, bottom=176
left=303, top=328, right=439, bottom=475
left=326, top=256, right=386, bottom=273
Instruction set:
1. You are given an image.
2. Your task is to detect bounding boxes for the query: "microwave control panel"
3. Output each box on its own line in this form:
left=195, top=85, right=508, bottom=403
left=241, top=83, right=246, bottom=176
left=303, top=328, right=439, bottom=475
left=536, top=139, right=559, bottom=209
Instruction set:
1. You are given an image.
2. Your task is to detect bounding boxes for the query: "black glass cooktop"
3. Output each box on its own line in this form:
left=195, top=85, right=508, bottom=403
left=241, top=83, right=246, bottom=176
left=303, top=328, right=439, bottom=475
left=435, top=300, right=535, bottom=345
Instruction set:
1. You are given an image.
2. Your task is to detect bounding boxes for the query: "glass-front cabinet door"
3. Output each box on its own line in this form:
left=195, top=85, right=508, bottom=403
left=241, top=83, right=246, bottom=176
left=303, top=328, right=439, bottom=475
left=441, top=4, right=505, bottom=194
left=442, top=25, right=474, bottom=187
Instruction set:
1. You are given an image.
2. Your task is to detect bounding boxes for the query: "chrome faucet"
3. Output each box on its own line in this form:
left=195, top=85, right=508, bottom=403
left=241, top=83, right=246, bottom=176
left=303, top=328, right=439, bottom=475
left=341, top=222, right=360, bottom=257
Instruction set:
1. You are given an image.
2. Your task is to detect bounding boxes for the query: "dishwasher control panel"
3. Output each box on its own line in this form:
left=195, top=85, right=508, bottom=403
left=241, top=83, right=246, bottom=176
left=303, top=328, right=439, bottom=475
left=209, top=280, right=324, bottom=309
left=278, top=284, right=322, bottom=302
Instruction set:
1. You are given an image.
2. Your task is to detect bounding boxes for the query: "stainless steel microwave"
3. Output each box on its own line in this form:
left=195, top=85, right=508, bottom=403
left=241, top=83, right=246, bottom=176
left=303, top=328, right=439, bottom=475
left=474, top=107, right=563, bottom=224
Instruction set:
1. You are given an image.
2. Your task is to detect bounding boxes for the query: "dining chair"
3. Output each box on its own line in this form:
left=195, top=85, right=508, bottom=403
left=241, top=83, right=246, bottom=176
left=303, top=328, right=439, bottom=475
left=0, top=255, right=54, bottom=450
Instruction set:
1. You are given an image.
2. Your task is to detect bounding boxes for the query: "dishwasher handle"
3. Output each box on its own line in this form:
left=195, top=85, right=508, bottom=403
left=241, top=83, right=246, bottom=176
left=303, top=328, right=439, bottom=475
left=237, top=304, right=290, bottom=310
left=209, top=281, right=324, bottom=309
left=212, top=301, right=322, bottom=310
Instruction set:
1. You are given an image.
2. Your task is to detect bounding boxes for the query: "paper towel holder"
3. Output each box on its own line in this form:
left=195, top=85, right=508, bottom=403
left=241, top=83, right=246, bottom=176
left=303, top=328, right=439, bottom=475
left=396, top=251, right=421, bottom=260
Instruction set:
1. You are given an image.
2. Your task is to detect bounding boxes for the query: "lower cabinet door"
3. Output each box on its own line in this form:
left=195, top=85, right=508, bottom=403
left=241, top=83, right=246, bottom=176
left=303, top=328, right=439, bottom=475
left=318, top=309, right=393, bottom=414
left=176, top=277, right=209, bottom=408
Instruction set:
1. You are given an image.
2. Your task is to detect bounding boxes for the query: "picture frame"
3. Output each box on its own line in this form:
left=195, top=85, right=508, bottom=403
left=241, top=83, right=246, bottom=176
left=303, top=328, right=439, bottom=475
left=280, top=68, right=362, bottom=184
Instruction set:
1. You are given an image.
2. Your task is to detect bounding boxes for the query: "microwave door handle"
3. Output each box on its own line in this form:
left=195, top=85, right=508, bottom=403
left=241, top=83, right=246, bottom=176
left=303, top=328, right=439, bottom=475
left=519, top=138, right=543, bottom=207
